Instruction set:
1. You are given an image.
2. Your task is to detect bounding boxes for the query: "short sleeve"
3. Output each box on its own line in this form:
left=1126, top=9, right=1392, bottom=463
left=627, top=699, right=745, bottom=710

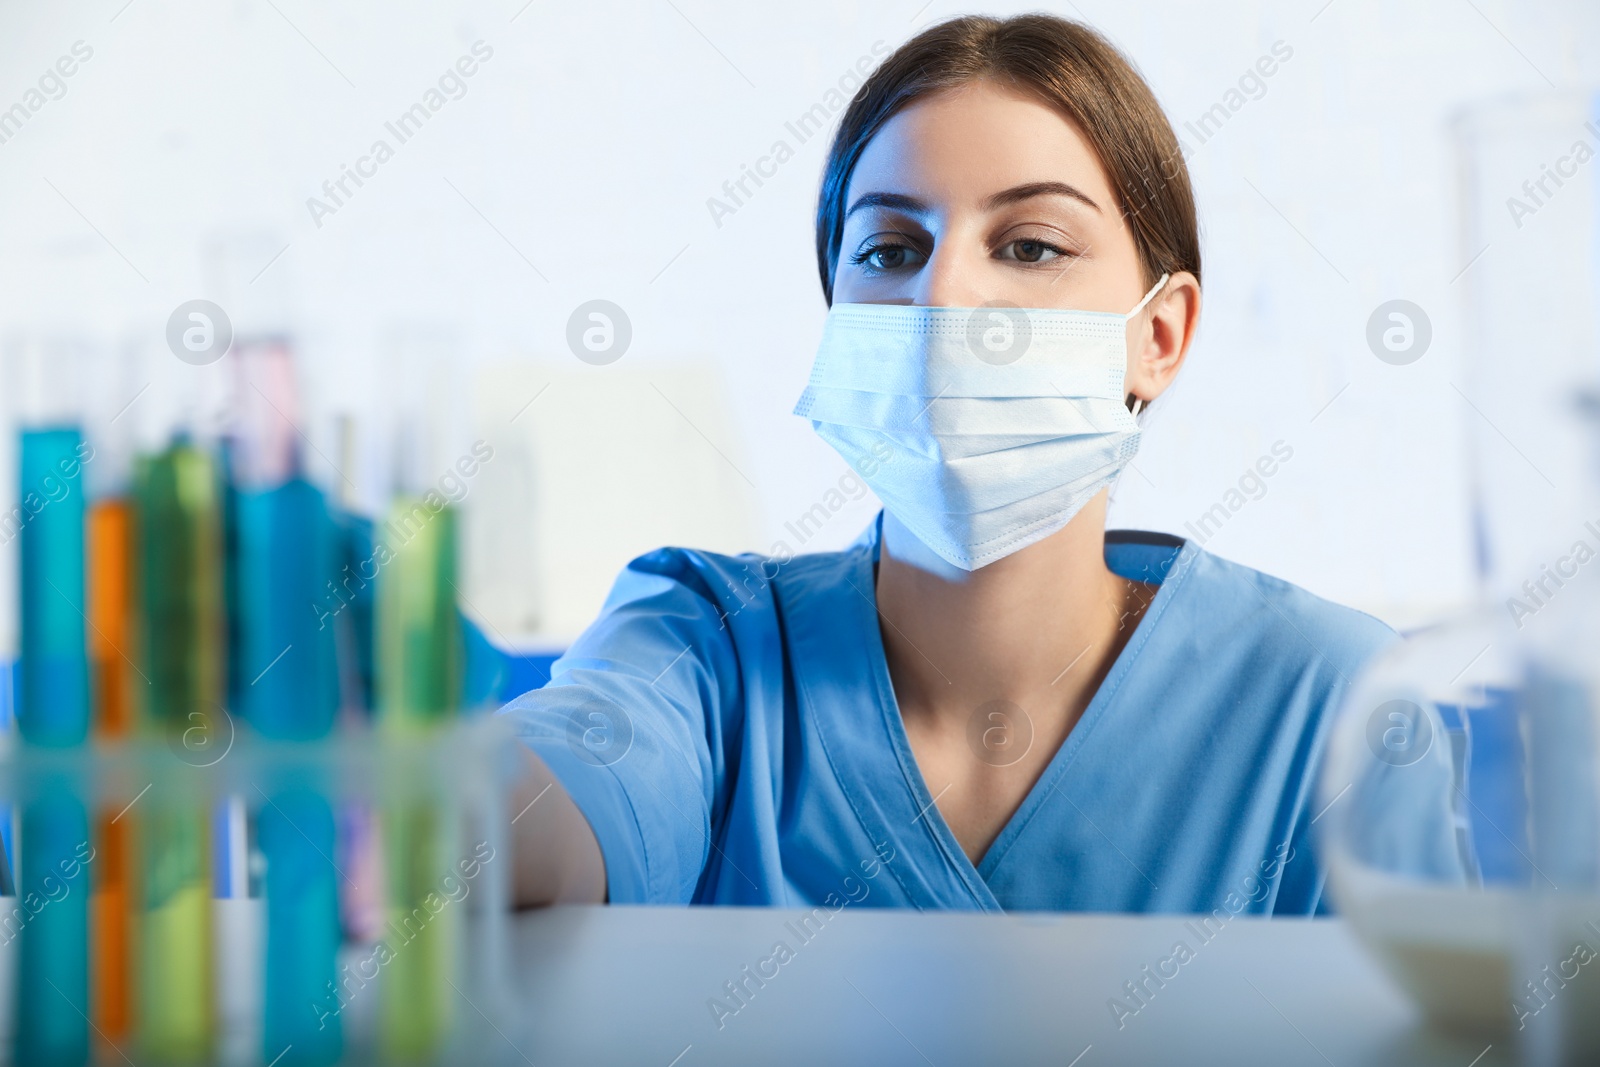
left=497, top=547, right=748, bottom=904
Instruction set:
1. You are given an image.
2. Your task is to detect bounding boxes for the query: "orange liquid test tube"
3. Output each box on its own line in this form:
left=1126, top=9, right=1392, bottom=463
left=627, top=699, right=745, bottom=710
left=87, top=498, right=135, bottom=1045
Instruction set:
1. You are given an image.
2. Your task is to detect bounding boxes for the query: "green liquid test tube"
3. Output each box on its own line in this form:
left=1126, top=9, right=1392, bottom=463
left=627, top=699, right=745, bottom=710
left=134, top=442, right=221, bottom=1062
left=376, top=497, right=462, bottom=728
left=376, top=497, right=463, bottom=1060
left=137, top=803, right=213, bottom=1061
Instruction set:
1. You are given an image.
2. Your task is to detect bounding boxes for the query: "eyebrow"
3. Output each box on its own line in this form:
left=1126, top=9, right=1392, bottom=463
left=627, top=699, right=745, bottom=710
left=985, top=180, right=1102, bottom=214
left=843, top=191, right=928, bottom=221
left=843, top=181, right=1103, bottom=222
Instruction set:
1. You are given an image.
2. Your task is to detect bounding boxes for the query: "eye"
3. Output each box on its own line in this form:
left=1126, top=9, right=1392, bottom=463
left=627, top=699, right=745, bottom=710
left=998, top=238, right=1069, bottom=264
left=849, top=240, right=926, bottom=273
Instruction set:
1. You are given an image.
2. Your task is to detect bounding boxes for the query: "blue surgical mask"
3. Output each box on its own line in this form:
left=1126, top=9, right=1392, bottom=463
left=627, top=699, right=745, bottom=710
left=794, top=275, right=1169, bottom=570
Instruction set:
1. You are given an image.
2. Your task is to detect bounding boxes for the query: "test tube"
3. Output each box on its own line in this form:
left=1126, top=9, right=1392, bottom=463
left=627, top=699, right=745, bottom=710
left=257, top=791, right=341, bottom=1067
left=134, top=440, right=220, bottom=1062
left=84, top=337, right=138, bottom=1050
left=87, top=491, right=136, bottom=1053
left=374, top=339, right=467, bottom=1060
left=375, top=493, right=462, bottom=1061
left=230, top=335, right=343, bottom=1067
left=11, top=336, right=93, bottom=1067
left=17, top=425, right=90, bottom=747
left=15, top=785, right=92, bottom=1067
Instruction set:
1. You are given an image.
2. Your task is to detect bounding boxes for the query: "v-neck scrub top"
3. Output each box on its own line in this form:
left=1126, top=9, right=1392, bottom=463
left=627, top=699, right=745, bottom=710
left=499, top=519, right=1397, bottom=914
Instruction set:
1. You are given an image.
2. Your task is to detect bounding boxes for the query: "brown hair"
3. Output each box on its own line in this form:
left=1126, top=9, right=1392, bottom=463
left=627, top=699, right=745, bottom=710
left=815, top=14, right=1201, bottom=305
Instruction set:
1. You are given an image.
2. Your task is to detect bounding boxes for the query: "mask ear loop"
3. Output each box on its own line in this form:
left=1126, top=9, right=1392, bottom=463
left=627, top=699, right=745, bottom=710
left=1125, top=272, right=1171, bottom=319
left=1123, top=272, right=1171, bottom=419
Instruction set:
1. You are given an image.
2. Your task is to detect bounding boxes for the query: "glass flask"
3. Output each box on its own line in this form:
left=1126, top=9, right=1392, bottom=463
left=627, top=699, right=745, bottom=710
left=1318, top=89, right=1600, bottom=1065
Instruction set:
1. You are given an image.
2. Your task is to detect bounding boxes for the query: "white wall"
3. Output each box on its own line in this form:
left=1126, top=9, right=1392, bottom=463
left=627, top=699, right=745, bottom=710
left=1, top=0, right=1597, bottom=645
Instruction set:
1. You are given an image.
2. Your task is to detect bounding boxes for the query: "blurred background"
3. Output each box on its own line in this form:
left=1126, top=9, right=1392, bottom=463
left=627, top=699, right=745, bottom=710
left=1, top=0, right=1598, bottom=655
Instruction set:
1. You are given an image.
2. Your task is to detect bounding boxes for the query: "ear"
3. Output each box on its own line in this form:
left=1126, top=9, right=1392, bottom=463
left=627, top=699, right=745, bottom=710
left=1125, top=271, right=1201, bottom=405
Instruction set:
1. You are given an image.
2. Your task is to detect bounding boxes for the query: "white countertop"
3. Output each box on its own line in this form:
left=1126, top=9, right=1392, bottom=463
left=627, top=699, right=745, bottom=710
left=505, top=905, right=1510, bottom=1067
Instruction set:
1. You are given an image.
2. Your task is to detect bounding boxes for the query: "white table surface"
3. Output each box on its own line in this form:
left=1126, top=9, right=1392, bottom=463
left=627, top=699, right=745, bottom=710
left=506, top=906, right=1511, bottom=1067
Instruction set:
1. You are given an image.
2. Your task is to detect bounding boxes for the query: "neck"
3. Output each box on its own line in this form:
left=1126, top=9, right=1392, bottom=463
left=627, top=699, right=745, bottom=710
left=874, top=496, right=1144, bottom=729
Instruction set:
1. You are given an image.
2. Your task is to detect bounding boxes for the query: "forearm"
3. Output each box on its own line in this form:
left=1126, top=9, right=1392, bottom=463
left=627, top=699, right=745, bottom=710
left=510, top=745, right=607, bottom=906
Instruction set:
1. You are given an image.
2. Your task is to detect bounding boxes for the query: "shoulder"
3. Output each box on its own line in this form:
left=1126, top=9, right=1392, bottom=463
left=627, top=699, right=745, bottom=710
left=1113, top=530, right=1399, bottom=680
left=1195, top=546, right=1397, bottom=672
left=598, top=540, right=863, bottom=616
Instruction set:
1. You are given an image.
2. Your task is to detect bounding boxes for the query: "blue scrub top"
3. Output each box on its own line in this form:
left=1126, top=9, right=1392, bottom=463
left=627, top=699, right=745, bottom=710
left=500, top=517, right=1397, bottom=914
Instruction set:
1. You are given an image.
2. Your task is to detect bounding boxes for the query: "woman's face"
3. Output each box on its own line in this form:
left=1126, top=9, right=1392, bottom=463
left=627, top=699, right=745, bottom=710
left=831, top=79, right=1198, bottom=400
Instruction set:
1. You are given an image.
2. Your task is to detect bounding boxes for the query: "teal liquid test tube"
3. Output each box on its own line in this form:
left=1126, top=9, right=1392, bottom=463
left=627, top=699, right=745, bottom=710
left=14, top=786, right=92, bottom=1067
left=258, top=791, right=341, bottom=1067
left=17, top=427, right=90, bottom=746
left=15, top=426, right=92, bottom=1067
left=333, top=508, right=377, bottom=718
left=236, top=477, right=343, bottom=1066
left=236, top=478, right=339, bottom=740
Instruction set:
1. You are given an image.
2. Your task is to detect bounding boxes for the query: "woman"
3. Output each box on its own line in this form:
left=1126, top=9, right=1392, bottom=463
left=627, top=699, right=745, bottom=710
left=504, top=13, right=1395, bottom=913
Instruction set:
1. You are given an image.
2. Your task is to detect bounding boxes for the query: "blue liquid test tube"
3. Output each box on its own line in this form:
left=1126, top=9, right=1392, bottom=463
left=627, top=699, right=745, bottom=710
left=235, top=478, right=339, bottom=740
left=17, top=427, right=90, bottom=746
left=237, top=477, right=342, bottom=1066
left=258, top=792, right=341, bottom=1067
left=14, top=786, right=92, bottom=1067
left=14, top=427, right=92, bottom=1067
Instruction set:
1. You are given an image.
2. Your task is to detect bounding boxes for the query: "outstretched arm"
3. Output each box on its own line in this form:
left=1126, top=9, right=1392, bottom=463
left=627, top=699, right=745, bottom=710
left=510, top=744, right=607, bottom=906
